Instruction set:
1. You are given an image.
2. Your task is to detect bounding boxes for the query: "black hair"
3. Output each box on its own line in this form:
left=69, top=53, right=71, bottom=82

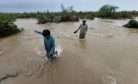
left=42, top=29, right=50, bottom=37
left=83, top=20, right=86, bottom=22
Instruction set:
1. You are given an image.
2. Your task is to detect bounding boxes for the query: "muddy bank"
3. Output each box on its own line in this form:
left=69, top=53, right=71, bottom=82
left=0, top=18, right=138, bottom=84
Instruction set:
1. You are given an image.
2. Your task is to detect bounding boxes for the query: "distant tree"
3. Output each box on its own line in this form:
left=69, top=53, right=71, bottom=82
left=98, top=4, right=118, bottom=17
left=60, top=4, right=79, bottom=22
left=61, top=4, right=74, bottom=13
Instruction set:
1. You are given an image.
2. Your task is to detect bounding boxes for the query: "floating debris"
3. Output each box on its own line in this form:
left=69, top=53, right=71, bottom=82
left=0, top=73, right=18, bottom=82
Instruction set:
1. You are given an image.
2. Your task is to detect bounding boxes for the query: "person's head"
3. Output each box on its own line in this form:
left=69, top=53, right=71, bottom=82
left=42, top=29, right=50, bottom=37
left=82, top=20, right=86, bottom=25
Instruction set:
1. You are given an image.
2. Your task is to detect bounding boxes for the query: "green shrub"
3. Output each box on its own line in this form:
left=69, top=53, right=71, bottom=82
left=60, top=4, right=79, bottom=22
left=0, top=13, right=21, bottom=37
left=37, top=5, right=79, bottom=24
left=86, top=15, right=94, bottom=20
left=38, top=15, right=49, bottom=24
left=98, top=4, right=118, bottom=18
left=123, top=19, right=138, bottom=28
left=53, top=16, right=60, bottom=23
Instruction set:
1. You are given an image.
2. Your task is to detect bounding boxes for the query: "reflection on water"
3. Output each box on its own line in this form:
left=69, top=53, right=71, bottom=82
left=79, top=39, right=86, bottom=49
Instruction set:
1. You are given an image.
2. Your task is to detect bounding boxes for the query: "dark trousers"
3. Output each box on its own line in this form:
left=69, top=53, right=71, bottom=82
left=46, top=54, right=56, bottom=60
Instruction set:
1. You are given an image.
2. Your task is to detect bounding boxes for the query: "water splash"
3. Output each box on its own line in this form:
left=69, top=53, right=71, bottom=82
left=55, top=45, right=63, bottom=57
left=106, top=33, right=114, bottom=37
left=103, top=75, right=117, bottom=84
left=34, top=44, right=63, bottom=57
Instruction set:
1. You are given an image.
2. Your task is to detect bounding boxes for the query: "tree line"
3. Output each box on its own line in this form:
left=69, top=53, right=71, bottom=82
left=1, top=4, right=138, bottom=38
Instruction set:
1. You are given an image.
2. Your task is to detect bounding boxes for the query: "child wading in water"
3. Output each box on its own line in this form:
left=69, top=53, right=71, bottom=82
left=35, top=29, right=56, bottom=61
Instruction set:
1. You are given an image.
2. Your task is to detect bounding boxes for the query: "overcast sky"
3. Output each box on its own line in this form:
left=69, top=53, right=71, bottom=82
left=0, top=0, right=138, bottom=12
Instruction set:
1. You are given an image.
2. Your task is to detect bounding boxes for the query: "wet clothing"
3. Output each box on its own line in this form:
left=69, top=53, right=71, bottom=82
left=77, top=24, right=88, bottom=39
left=79, top=24, right=88, bottom=34
left=35, top=30, right=55, bottom=60
left=79, top=33, right=86, bottom=39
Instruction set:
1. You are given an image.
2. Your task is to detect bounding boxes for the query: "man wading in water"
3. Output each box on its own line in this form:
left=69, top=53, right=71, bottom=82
left=35, top=29, right=56, bottom=61
left=74, top=20, right=88, bottom=39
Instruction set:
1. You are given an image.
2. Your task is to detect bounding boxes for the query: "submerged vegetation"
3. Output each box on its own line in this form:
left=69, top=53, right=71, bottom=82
left=0, top=13, right=22, bottom=37
left=123, top=19, right=138, bottom=28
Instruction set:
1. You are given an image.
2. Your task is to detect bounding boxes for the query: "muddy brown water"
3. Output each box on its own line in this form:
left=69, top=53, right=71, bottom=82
left=0, top=18, right=138, bottom=84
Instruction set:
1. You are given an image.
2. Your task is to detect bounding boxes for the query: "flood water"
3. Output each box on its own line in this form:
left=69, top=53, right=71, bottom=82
left=0, top=18, right=138, bottom=84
